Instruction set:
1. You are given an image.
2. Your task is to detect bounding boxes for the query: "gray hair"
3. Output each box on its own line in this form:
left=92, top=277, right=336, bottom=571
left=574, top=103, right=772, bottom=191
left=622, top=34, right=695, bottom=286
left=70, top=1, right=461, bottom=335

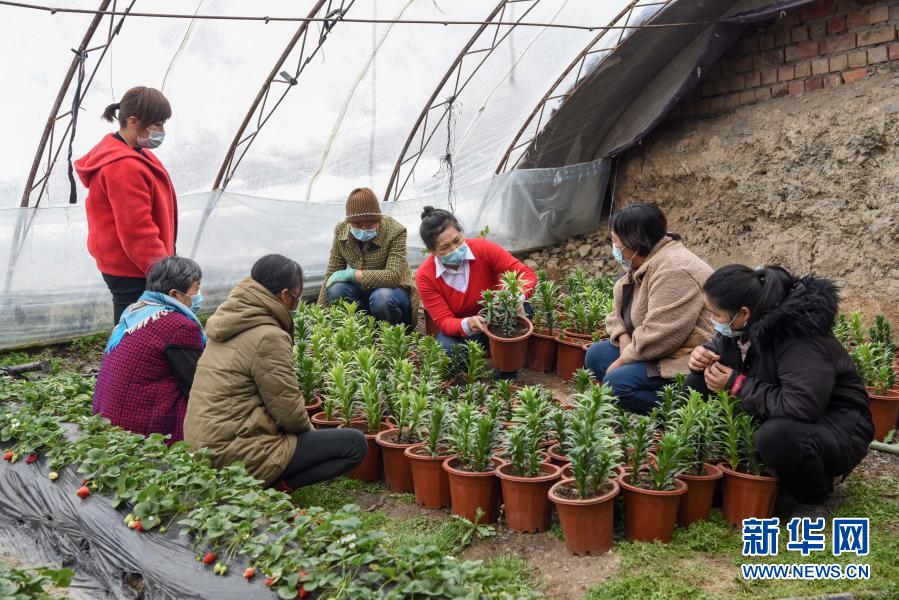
left=146, top=256, right=202, bottom=293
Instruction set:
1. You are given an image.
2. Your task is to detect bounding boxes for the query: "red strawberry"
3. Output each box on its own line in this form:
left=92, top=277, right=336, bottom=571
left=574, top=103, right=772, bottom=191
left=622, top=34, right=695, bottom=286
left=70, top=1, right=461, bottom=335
left=298, top=585, right=309, bottom=599
left=25, top=453, right=37, bottom=464
left=76, top=485, right=91, bottom=499
left=202, top=551, right=216, bottom=565
left=264, top=577, right=276, bottom=587
left=133, top=521, right=144, bottom=532
left=3, top=451, right=12, bottom=461
left=243, top=568, right=255, bottom=580
left=299, top=570, right=308, bottom=580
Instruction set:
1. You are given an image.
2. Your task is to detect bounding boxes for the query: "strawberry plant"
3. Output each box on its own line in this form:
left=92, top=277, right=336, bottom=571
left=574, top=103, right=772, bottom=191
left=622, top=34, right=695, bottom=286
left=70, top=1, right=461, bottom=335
left=0, top=560, right=73, bottom=599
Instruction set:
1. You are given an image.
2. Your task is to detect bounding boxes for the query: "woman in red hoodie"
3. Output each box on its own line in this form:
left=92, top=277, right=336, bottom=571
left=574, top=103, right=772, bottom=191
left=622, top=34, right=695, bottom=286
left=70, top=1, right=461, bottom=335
left=75, top=86, right=176, bottom=324
left=415, top=206, right=536, bottom=374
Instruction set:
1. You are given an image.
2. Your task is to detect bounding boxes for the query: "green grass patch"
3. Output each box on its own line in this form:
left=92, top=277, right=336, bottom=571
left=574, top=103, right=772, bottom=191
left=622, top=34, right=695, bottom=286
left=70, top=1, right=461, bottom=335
left=586, top=472, right=899, bottom=599
left=69, top=333, right=107, bottom=355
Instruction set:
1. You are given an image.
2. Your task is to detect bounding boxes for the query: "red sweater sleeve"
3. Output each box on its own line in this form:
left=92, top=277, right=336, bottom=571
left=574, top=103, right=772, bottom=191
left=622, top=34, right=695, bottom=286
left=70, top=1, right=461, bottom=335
left=416, top=260, right=468, bottom=338
left=478, top=238, right=537, bottom=298
left=99, top=160, right=169, bottom=275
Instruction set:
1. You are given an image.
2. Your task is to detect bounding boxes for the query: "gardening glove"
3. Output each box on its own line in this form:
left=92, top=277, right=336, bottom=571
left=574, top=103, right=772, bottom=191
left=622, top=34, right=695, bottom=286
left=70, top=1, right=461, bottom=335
left=327, top=268, right=357, bottom=287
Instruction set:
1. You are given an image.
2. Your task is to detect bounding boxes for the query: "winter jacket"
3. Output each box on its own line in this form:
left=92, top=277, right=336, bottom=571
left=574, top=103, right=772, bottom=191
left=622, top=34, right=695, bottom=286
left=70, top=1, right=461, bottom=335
left=184, top=277, right=313, bottom=485
left=416, top=237, right=537, bottom=338
left=317, top=215, right=419, bottom=320
left=75, top=133, right=177, bottom=278
left=605, top=236, right=714, bottom=378
left=93, top=311, right=204, bottom=443
left=686, top=276, right=874, bottom=456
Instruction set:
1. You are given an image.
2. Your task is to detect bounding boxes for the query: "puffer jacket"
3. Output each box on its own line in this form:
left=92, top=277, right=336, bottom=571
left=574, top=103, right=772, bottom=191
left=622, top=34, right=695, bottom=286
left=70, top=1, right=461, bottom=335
left=686, top=276, right=874, bottom=459
left=184, top=277, right=312, bottom=485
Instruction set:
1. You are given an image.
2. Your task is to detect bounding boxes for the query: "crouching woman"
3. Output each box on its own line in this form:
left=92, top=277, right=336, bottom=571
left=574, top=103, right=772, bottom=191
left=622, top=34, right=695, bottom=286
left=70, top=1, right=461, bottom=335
left=686, top=265, right=874, bottom=516
left=184, top=254, right=366, bottom=490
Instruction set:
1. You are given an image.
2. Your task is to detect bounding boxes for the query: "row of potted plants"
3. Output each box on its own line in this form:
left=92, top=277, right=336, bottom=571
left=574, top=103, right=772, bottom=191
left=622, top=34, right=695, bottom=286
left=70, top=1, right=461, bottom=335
left=845, top=314, right=898, bottom=442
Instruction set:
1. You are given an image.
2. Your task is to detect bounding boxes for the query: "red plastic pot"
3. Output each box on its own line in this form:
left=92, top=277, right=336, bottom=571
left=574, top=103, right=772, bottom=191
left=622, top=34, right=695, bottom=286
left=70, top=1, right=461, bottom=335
left=375, top=429, right=418, bottom=492
left=525, top=331, right=557, bottom=373
left=304, top=392, right=324, bottom=416
left=343, top=422, right=394, bottom=483
left=547, top=443, right=568, bottom=466
left=485, top=317, right=534, bottom=372
left=560, top=463, right=573, bottom=480
left=549, top=478, right=619, bottom=556
left=867, top=387, right=899, bottom=442
left=618, top=473, right=687, bottom=542
left=495, top=463, right=562, bottom=533
left=311, top=412, right=343, bottom=429
left=443, top=457, right=502, bottom=524
left=405, top=444, right=454, bottom=509
left=561, top=328, right=593, bottom=341
left=676, top=463, right=724, bottom=527
left=720, top=465, right=778, bottom=527
left=556, top=337, right=588, bottom=381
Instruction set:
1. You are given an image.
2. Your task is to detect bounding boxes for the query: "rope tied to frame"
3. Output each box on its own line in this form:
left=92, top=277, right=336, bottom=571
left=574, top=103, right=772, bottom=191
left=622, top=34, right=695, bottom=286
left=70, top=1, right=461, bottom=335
left=66, top=48, right=89, bottom=205
left=435, top=94, right=459, bottom=212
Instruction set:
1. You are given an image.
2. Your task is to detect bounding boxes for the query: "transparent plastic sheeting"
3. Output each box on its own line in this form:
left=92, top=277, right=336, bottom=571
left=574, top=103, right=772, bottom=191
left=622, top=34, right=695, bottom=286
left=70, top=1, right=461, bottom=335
left=0, top=158, right=610, bottom=349
left=0, top=456, right=271, bottom=599
left=1, top=0, right=639, bottom=207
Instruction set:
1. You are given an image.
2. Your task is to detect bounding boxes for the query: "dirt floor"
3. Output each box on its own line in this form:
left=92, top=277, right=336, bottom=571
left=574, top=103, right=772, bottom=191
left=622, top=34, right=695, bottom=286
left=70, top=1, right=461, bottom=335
left=613, top=63, right=899, bottom=324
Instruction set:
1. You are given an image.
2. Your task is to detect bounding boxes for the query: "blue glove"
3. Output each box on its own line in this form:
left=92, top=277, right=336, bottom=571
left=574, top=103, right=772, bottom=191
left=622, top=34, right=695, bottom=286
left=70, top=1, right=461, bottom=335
left=327, top=267, right=357, bottom=287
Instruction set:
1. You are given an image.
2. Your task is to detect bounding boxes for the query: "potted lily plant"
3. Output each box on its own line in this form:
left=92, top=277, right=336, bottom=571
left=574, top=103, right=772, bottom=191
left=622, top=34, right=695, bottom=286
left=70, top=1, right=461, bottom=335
left=852, top=342, right=898, bottom=442
left=715, top=392, right=778, bottom=527
left=481, top=271, right=534, bottom=372
left=669, top=390, right=723, bottom=526
left=548, top=403, right=621, bottom=555
left=494, top=425, right=562, bottom=533
left=547, top=408, right=569, bottom=466
left=417, top=335, right=449, bottom=387
left=617, top=417, right=689, bottom=542
left=443, top=403, right=502, bottom=524
left=555, top=315, right=590, bottom=381
left=464, top=340, right=490, bottom=385
left=346, top=368, right=393, bottom=483
left=406, top=398, right=454, bottom=509
left=376, top=388, right=428, bottom=493
left=294, top=353, right=324, bottom=415
left=526, top=276, right=561, bottom=372
left=312, top=359, right=354, bottom=428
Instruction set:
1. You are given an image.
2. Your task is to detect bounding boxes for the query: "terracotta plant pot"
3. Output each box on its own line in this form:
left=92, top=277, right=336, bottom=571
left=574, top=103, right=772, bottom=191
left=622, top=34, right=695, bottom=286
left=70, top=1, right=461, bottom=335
left=495, top=463, right=562, bottom=533
left=485, top=317, right=534, bottom=372
left=375, top=429, right=418, bottom=493
left=424, top=309, right=439, bottom=337
left=720, top=465, right=778, bottom=527
left=618, top=473, right=687, bottom=542
left=556, top=338, right=588, bottom=381
left=525, top=331, right=558, bottom=373
left=443, top=457, right=502, bottom=524
left=866, top=387, right=899, bottom=442
left=561, top=328, right=593, bottom=341
left=549, top=478, right=619, bottom=556
left=676, top=463, right=724, bottom=527
left=344, top=422, right=394, bottom=483
left=560, top=463, right=573, bottom=480
left=311, top=412, right=343, bottom=429
left=405, top=444, right=454, bottom=509
left=547, top=443, right=569, bottom=466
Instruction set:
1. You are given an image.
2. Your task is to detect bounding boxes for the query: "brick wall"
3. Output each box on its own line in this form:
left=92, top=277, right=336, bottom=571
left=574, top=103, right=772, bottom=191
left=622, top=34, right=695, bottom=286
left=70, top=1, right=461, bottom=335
left=671, top=0, right=899, bottom=118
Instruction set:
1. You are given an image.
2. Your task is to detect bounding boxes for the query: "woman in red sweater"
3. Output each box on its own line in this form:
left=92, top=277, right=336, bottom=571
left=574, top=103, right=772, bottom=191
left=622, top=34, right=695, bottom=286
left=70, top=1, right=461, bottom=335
left=415, top=207, right=536, bottom=370
left=76, top=86, right=176, bottom=324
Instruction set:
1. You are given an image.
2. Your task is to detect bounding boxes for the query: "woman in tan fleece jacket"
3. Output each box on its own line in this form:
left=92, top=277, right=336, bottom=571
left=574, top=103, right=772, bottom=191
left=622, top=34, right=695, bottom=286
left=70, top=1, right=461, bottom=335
left=585, top=203, right=713, bottom=413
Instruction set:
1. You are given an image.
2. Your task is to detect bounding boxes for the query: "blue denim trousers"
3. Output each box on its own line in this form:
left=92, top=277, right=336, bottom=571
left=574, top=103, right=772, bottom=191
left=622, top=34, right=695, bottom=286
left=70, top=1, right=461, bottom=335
left=326, top=282, right=411, bottom=325
left=584, top=339, right=671, bottom=414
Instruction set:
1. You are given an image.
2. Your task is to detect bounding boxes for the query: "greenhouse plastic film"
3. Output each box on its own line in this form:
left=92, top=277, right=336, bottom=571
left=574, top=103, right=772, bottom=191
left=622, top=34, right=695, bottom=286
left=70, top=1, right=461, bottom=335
left=0, top=458, right=273, bottom=599
left=0, top=158, right=609, bottom=349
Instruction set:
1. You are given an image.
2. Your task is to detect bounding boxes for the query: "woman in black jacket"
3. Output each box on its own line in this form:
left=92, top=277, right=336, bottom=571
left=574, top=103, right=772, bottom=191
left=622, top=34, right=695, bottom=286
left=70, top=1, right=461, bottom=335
left=685, top=264, right=874, bottom=517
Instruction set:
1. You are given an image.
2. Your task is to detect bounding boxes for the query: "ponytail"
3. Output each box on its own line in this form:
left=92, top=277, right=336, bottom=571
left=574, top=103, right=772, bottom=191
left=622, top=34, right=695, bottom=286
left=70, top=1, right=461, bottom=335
left=703, top=264, right=795, bottom=324
left=100, top=87, right=171, bottom=128
left=101, top=102, right=120, bottom=123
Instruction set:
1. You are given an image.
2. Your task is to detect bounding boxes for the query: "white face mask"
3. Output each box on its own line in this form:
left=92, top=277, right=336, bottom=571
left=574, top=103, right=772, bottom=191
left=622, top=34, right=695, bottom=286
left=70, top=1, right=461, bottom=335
left=137, top=128, right=165, bottom=149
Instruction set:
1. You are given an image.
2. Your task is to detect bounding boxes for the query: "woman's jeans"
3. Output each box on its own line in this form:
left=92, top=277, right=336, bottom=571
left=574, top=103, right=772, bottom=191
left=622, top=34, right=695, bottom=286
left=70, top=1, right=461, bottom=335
left=327, top=282, right=411, bottom=325
left=280, top=428, right=367, bottom=488
left=584, top=339, right=671, bottom=414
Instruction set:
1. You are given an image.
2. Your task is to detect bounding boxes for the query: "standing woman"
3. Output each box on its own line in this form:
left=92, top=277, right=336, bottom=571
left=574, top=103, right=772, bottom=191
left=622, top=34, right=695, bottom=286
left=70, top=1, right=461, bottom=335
left=76, top=86, right=176, bottom=324
left=584, top=203, right=713, bottom=413
left=685, top=265, right=874, bottom=517
left=415, top=207, right=537, bottom=357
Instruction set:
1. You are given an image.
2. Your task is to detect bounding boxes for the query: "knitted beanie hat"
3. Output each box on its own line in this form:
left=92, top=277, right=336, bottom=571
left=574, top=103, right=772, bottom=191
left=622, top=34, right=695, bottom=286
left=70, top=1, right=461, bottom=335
left=345, top=187, right=382, bottom=224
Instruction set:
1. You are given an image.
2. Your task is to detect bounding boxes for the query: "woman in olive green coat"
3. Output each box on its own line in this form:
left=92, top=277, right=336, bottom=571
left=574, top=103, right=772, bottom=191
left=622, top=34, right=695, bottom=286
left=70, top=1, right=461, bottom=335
left=185, top=254, right=365, bottom=489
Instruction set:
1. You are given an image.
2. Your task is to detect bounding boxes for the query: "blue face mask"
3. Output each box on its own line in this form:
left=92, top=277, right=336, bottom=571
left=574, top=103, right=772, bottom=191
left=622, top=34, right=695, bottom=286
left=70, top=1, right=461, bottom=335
left=137, top=128, right=165, bottom=149
left=350, top=226, right=378, bottom=242
left=712, top=314, right=742, bottom=338
left=612, top=244, right=632, bottom=271
left=439, top=242, right=469, bottom=269
left=189, top=291, right=204, bottom=314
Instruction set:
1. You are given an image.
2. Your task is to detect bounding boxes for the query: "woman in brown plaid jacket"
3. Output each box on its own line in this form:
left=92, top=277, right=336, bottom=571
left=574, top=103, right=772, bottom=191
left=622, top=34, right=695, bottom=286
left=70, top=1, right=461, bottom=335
left=317, top=188, right=418, bottom=325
